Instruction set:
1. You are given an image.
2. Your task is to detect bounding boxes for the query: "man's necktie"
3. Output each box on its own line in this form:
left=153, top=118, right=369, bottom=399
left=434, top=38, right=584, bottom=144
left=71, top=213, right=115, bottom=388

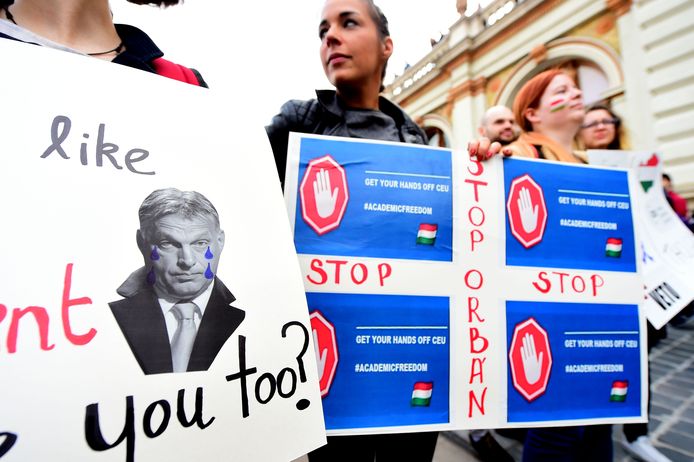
left=170, top=302, right=199, bottom=373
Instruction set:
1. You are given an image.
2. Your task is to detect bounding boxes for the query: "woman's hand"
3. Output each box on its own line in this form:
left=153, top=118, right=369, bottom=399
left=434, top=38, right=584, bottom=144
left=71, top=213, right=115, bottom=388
left=468, top=137, right=513, bottom=161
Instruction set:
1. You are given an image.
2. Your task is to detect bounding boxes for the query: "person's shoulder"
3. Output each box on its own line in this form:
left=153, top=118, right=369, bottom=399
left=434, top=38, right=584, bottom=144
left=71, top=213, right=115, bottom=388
left=506, top=139, right=535, bottom=158
left=266, top=96, right=325, bottom=137
left=211, top=277, right=237, bottom=304
left=108, top=295, right=138, bottom=314
left=109, top=297, right=130, bottom=309
left=209, top=278, right=245, bottom=320
left=109, top=288, right=151, bottom=307
left=151, top=57, right=207, bottom=87
left=114, top=23, right=207, bottom=87
left=279, top=97, right=323, bottom=126
left=572, top=150, right=588, bottom=163
left=379, top=96, right=428, bottom=145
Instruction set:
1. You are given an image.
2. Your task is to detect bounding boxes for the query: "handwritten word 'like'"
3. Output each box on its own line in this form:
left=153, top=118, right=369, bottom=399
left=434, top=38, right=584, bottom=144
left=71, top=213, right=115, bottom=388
left=40, top=115, right=154, bottom=175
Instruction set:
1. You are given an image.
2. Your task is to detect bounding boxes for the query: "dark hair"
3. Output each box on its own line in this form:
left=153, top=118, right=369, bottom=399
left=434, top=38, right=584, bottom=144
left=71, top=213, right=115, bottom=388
left=663, top=173, right=671, bottom=182
left=362, top=0, right=390, bottom=92
left=584, top=103, right=623, bottom=149
left=0, top=0, right=182, bottom=7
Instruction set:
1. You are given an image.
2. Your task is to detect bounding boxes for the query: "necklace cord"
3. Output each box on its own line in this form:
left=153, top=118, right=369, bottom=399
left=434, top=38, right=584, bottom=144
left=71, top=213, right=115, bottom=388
left=2, top=5, right=123, bottom=56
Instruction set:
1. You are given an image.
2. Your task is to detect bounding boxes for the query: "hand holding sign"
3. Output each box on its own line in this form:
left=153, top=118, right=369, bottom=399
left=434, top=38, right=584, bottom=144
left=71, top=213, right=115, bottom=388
left=521, top=332, right=543, bottom=385
left=518, top=187, right=539, bottom=233
left=313, top=328, right=328, bottom=379
left=313, top=168, right=338, bottom=218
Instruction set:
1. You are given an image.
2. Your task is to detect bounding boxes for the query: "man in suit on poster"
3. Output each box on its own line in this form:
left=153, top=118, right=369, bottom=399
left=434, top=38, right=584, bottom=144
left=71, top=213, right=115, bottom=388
left=109, top=188, right=244, bottom=375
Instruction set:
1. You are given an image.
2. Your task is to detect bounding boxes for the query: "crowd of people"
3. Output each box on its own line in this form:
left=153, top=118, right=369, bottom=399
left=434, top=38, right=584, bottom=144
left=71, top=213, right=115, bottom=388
left=1, top=0, right=691, bottom=461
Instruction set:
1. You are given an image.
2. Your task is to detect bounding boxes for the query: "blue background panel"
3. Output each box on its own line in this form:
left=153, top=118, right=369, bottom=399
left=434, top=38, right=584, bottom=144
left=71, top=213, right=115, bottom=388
left=307, top=292, right=450, bottom=429
left=504, top=158, right=636, bottom=272
left=506, top=300, right=641, bottom=422
left=295, top=137, right=453, bottom=261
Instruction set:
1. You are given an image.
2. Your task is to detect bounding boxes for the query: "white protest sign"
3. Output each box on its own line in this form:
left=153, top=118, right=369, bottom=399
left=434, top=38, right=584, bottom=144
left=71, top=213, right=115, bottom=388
left=285, top=134, right=647, bottom=434
left=588, top=150, right=694, bottom=329
left=0, top=39, right=325, bottom=461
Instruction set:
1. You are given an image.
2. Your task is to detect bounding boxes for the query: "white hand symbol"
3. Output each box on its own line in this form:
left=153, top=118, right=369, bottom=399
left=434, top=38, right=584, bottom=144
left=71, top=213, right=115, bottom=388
left=313, top=168, right=338, bottom=218
left=521, top=333, right=543, bottom=385
left=313, top=328, right=328, bottom=379
left=518, top=187, right=539, bottom=233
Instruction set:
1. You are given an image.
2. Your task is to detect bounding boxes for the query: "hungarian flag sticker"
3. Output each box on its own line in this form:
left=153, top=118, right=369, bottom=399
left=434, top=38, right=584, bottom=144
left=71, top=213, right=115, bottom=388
left=416, top=224, right=438, bottom=245
left=610, top=380, right=628, bottom=402
left=605, top=237, right=623, bottom=257
left=411, top=382, right=433, bottom=406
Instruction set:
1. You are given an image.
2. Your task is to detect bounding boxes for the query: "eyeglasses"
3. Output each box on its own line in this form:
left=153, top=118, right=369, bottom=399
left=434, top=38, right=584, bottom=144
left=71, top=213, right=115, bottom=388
left=581, top=118, right=618, bottom=129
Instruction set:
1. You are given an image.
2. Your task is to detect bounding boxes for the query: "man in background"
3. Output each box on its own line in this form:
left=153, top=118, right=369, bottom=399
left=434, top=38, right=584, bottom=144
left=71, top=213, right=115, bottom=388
left=478, top=105, right=519, bottom=146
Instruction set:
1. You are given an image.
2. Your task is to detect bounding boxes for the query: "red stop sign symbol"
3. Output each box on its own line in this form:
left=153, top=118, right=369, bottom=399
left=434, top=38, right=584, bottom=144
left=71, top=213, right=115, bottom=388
left=300, top=155, right=349, bottom=235
left=310, top=311, right=339, bottom=397
left=508, top=317, right=552, bottom=402
left=506, top=174, right=548, bottom=248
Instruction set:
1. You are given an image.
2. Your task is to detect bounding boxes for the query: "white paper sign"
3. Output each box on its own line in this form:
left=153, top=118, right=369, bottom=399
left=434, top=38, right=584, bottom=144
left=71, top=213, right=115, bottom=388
left=0, top=39, right=325, bottom=461
left=284, top=134, right=647, bottom=434
left=588, top=150, right=694, bottom=328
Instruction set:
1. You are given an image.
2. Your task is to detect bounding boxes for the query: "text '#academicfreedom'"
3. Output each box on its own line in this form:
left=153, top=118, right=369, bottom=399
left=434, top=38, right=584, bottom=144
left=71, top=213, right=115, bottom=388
left=354, top=362, right=429, bottom=373
left=559, top=218, right=617, bottom=230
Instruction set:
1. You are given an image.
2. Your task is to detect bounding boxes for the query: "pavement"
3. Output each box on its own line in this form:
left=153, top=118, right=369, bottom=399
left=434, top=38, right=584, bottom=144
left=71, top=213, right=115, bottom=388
left=295, top=315, right=694, bottom=462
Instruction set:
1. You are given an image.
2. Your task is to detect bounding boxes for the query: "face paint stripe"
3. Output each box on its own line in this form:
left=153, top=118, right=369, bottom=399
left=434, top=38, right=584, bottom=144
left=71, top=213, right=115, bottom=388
left=549, top=98, right=567, bottom=112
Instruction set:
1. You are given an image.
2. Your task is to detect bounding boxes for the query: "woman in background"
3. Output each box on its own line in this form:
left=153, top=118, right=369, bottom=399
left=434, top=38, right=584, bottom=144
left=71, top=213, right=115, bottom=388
left=578, top=104, right=623, bottom=150
left=579, top=103, right=671, bottom=462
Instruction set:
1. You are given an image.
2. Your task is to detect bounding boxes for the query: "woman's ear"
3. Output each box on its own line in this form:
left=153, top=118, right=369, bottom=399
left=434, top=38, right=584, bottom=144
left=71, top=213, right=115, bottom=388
left=382, top=36, right=393, bottom=60
left=525, top=107, right=540, bottom=127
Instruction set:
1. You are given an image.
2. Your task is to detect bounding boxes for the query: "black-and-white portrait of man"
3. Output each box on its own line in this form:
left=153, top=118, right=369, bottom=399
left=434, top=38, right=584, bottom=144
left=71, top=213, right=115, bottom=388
left=109, top=188, right=244, bottom=375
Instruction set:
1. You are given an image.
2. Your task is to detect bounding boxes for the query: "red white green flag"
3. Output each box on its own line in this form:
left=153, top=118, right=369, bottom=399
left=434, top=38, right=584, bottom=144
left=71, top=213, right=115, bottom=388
left=549, top=97, right=567, bottom=112
left=416, top=224, right=437, bottom=245
left=411, top=382, right=433, bottom=406
left=605, top=237, right=623, bottom=257
left=610, top=380, right=628, bottom=402
left=638, top=154, right=659, bottom=192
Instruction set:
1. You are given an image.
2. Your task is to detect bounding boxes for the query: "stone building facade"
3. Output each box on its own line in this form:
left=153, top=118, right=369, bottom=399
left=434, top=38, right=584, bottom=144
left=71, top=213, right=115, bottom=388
left=387, top=0, right=694, bottom=204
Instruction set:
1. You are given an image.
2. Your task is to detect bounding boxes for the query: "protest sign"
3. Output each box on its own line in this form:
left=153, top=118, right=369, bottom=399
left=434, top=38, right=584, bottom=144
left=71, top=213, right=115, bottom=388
left=588, top=150, right=694, bottom=329
left=0, top=40, right=325, bottom=461
left=285, top=133, right=647, bottom=434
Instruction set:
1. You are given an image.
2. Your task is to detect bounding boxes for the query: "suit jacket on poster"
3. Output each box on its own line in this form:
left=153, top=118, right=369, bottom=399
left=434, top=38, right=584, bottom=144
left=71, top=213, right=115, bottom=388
left=109, top=277, right=244, bottom=375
